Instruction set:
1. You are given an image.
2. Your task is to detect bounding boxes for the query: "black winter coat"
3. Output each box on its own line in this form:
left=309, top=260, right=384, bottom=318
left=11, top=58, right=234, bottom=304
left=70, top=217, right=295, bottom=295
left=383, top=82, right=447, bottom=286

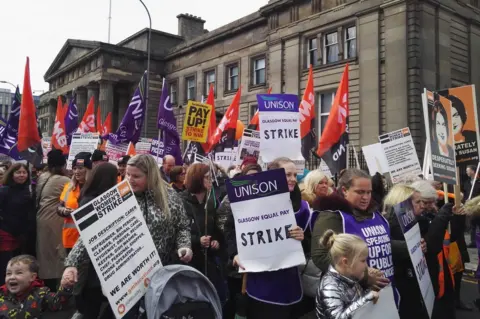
left=0, top=184, right=34, bottom=238
left=386, top=204, right=456, bottom=319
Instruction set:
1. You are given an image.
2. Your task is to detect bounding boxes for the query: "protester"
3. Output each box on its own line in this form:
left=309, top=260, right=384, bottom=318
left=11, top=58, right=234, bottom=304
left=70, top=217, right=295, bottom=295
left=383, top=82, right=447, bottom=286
left=231, top=157, right=307, bottom=319
left=180, top=163, right=227, bottom=305
left=371, top=172, right=387, bottom=209
left=220, top=163, right=262, bottom=319
left=315, top=230, right=378, bottom=319
left=311, top=169, right=392, bottom=297
left=91, top=149, right=109, bottom=167
left=71, top=163, right=119, bottom=319
left=0, top=163, right=34, bottom=285
left=36, top=150, right=70, bottom=291
left=301, top=169, right=331, bottom=207
left=161, top=154, right=176, bottom=182
left=58, top=152, right=92, bottom=254
left=464, top=195, right=480, bottom=310
left=0, top=255, right=73, bottom=318
left=63, top=154, right=192, bottom=319
left=117, top=155, right=130, bottom=182
left=382, top=184, right=430, bottom=318
left=169, top=165, right=186, bottom=193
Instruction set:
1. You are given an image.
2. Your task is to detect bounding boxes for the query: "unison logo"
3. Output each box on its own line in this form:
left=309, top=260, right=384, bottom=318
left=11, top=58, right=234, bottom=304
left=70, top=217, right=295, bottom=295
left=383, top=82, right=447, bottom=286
left=232, top=179, right=279, bottom=198
left=262, top=96, right=295, bottom=110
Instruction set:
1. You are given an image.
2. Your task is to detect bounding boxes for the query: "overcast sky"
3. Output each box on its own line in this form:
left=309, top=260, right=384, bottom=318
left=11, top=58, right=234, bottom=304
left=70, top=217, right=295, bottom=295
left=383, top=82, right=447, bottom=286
left=0, top=0, right=268, bottom=93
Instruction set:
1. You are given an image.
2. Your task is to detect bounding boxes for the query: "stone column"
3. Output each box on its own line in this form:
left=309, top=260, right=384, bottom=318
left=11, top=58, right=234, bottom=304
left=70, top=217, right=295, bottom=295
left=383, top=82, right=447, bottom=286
left=86, top=83, right=100, bottom=108
left=115, top=86, right=130, bottom=132
left=76, top=87, right=88, bottom=121
left=99, top=80, right=115, bottom=128
left=48, top=99, right=57, bottom=134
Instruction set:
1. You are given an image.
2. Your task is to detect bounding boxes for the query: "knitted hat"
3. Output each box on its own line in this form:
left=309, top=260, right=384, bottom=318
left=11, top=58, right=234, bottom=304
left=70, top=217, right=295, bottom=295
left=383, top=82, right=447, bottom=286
left=118, top=155, right=131, bottom=166
left=92, top=150, right=109, bottom=162
left=72, top=152, right=92, bottom=169
left=47, top=149, right=66, bottom=168
left=241, top=155, right=257, bottom=168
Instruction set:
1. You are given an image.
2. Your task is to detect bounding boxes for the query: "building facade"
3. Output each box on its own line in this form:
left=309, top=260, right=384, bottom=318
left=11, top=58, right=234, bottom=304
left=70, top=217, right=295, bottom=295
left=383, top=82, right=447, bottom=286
left=0, top=89, right=40, bottom=120
left=39, top=0, right=480, bottom=164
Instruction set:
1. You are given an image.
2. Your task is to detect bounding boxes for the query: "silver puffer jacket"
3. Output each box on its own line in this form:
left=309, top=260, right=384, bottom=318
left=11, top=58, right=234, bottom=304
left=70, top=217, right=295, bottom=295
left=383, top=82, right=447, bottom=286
left=316, top=266, right=374, bottom=319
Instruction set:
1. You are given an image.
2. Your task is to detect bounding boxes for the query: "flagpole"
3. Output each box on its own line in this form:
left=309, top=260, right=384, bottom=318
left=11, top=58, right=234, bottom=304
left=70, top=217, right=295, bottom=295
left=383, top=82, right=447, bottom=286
left=138, top=0, right=151, bottom=138
left=108, top=0, right=112, bottom=43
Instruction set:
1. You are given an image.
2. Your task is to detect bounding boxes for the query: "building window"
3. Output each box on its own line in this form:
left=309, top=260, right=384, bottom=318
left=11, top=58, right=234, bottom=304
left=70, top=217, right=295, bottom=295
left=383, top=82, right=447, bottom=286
left=324, top=31, right=339, bottom=64
left=252, top=56, right=266, bottom=86
left=169, top=82, right=177, bottom=105
left=307, top=38, right=318, bottom=67
left=249, top=104, right=258, bottom=121
left=204, top=70, right=216, bottom=95
left=316, top=91, right=335, bottom=134
left=227, top=64, right=239, bottom=91
left=186, top=76, right=196, bottom=101
left=344, top=26, right=357, bottom=59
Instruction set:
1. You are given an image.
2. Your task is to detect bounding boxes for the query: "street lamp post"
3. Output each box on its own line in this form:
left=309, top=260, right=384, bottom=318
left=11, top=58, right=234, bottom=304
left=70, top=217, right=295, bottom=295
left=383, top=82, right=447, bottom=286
left=0, top=81, right=16, bottom=90
left=138, top=0, right=152, bottom=138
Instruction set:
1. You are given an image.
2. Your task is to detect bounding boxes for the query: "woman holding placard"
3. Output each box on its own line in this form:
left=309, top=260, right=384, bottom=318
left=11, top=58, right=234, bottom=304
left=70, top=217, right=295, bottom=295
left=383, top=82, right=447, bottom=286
left=231, top=157, right=309, bottom=319
left=62, top=154, right=193, bottom=318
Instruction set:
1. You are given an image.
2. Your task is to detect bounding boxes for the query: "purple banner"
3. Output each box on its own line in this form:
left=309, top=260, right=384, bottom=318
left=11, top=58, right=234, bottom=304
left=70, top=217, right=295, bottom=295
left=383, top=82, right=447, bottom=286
left=226, top=168, right=289, bottom=204
left=257, top=94, right=299, bottom=113
left=0, top=116, right=6, bottom=138
left=0, top=87, right=21, bottom=160
left=393, top=199, right=417, bottom=234
left=64, top=94, right=78, bottom=146
left=106, top=72, right=146, bottom=144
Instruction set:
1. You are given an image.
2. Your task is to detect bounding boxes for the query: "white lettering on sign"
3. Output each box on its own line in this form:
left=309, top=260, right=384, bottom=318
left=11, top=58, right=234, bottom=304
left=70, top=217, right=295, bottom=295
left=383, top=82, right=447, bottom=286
left=299, top=92, right=314, bottom=123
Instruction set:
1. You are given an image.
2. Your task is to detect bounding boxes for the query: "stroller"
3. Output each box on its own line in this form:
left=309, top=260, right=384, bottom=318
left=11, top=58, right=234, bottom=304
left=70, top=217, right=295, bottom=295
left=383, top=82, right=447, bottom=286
left=144, top=264, right=222, bottom=319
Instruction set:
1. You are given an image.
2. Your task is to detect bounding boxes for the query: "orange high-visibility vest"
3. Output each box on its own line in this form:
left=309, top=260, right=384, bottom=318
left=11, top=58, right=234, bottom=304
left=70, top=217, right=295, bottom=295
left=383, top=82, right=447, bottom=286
left=437, top=230, right=455, bottom=298
left=60, top=183, right=80, bottom=249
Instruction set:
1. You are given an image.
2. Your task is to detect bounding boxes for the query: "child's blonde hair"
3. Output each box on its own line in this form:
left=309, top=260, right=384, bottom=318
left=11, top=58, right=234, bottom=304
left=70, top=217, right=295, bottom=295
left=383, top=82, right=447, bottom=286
left=8, top=255, right=39, bottom=273
left=320, top=230, right=368, bottom=266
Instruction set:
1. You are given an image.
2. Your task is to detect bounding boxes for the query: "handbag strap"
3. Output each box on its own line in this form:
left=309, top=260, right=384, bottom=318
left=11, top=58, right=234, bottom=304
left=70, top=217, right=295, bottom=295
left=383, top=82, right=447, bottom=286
left=36, top=175, right=53, bottom=208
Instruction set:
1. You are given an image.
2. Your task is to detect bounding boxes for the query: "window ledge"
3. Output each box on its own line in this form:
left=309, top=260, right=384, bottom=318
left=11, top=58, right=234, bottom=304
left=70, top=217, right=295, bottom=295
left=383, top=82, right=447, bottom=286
left=248, top=83, right=267, bottom=91
left=303, top=57, right=358, bottom=75
left=224, top=89, right=239, bottom=97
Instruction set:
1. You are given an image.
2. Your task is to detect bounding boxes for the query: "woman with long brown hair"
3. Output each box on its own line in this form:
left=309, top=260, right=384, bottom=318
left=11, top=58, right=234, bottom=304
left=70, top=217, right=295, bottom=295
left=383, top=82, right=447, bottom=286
left=0, top=163, right=34, bottom=285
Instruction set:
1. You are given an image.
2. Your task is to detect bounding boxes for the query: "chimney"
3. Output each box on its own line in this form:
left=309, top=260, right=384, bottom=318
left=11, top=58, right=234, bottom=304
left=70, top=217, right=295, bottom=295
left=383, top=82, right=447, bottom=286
left=177, top=14, right=206, bottom=41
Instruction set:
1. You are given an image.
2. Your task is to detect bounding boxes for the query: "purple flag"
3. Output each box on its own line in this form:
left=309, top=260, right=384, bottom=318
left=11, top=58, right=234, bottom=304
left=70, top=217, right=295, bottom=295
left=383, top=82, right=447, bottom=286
left=157, top=78, right=182, bottom=164
left=105, top=72, right=146, bottom=144
left=0, top=116, right=6, bottom=138
left=64, top=93, right=78, bottom=146
left=0, top=87, right=21, bottom=160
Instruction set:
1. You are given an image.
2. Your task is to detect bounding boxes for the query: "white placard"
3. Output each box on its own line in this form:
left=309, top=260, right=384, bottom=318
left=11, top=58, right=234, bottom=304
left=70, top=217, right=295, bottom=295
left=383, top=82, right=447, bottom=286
left=236, top=129, right=260, bottom=165
left=71, top=180, right=162, bottom=319
left=226, top=169, right=305, bottom=273
left=362, top=143, right=390, bottom=176
left=106, top=141, right=129, bottom=165
left=378, top=127, right=421, bottom=183
left=135, top=138, right=152, bottom=155
left=215, top=151, right=233, bottom=170
left=352, top=285, right=400, bottom=319
left=67, top=132, right=100, bottom=169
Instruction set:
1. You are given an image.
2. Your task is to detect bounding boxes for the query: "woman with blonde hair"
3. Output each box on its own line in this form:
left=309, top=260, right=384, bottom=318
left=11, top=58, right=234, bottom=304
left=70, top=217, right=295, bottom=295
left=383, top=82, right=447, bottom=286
left=383, top=182, right=459, bottom=319
left=63, top=154, right=192, bottom=318
left=301, top=170, right=331, bottom=207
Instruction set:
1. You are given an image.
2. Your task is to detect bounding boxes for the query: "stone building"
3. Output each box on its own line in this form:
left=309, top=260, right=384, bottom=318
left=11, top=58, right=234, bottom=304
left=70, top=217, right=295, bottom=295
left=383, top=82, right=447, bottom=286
left=39, top=0, right=480, bottom=162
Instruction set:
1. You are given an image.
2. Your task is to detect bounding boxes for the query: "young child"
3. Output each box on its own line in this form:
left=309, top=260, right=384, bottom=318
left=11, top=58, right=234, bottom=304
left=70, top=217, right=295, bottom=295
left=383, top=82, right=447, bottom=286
left=316, top=230, right=379, bottom=319
left=0, top=255, right=73, bottom=318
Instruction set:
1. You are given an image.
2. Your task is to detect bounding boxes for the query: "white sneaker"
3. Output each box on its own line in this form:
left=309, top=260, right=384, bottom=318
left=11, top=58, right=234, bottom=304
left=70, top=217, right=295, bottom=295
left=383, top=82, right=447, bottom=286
left=71, top=311, right=84, bottom=319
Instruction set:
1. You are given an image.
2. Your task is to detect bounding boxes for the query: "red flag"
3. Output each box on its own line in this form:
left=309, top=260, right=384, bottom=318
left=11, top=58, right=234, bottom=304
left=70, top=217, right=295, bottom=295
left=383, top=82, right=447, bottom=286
left=18, top=57, right=41, bottom=152
left=127, top=142, right=137, bottom=156
left=96, top=106, right=102, bottom=133
left=102, top=112, right=112, bottom=135
left=299, top=65, right=316, bottom=160
left=316, top=64, right=349, bottom=172
left=78, top=97, right=96, bottom=133
left=51, top=96, right=69, bottom=154
left=63, top=103, right=68, bottom=119
left=200, top=84, right=217, bottom=152
left=208, top=87, right=241, bottom=152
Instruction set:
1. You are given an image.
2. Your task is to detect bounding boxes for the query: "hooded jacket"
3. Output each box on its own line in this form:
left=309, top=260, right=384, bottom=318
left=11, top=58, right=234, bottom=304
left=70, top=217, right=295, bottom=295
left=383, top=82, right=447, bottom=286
left=0, top=279, right=72, bottom=318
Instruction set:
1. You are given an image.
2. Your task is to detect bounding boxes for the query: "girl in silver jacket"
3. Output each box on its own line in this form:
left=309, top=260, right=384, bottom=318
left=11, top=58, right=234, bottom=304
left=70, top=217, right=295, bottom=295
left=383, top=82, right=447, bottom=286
left=316, top=230, right=379, bottom=319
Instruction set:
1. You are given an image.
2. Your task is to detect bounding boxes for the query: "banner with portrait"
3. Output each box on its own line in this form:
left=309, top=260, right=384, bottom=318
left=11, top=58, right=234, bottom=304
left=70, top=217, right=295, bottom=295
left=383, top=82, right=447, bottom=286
left=438, top=85, right=480, bottom=171
left=422, top=89, right=457, bottom=185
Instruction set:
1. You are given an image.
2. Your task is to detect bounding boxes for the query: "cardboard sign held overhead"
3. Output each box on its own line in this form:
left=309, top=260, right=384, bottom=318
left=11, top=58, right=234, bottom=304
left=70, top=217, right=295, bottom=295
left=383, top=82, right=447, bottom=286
left=181, top=101, right=213, bottom=143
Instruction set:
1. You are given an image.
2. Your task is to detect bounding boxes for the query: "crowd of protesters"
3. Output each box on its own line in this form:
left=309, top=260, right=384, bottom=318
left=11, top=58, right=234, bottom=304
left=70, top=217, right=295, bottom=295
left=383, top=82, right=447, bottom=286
left=0, top=151, right=478, bottom=319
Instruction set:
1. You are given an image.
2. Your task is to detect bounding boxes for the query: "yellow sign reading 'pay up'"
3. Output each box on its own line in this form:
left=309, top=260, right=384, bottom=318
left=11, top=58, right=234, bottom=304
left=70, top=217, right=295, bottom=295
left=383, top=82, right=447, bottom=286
left=182, top=101, right=213, bottom=143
